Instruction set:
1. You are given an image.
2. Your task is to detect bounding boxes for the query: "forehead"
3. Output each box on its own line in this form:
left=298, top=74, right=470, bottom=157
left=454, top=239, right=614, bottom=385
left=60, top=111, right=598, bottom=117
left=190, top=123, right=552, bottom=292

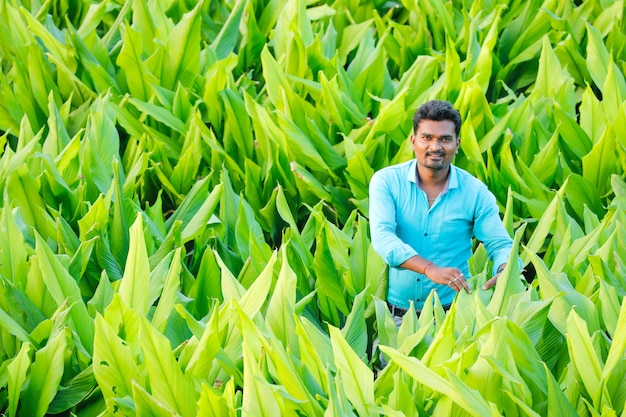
left=415, top=119, right=457, bottom=136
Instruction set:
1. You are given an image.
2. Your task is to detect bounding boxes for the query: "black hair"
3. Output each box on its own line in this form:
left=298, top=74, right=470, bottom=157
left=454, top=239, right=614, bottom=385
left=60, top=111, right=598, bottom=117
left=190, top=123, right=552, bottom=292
left=413, top=100, right=462, bottom=136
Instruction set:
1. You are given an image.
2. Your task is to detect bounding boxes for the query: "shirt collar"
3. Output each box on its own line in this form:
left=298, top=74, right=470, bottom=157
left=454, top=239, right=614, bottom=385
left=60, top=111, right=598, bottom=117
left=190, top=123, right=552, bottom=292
left=407, top=160, right=459, bottom=190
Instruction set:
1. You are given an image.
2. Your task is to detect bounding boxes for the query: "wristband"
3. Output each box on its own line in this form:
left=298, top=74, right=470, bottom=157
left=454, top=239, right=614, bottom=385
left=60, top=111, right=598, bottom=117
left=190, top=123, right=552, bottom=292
left=423, top=262, right=434, bottom=276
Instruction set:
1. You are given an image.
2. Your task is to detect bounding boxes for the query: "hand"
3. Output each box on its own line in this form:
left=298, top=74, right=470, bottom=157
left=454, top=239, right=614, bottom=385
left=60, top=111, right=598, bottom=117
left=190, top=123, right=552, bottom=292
left=424, top=265, right=472, bottom=294
left=482, top=272, right=501, bottom=290
left=482, top=264, right=506, bottom=290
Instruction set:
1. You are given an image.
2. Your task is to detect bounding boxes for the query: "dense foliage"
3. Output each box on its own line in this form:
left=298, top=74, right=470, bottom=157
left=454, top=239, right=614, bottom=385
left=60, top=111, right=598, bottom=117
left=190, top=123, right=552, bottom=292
left=0, top=0, right=625, bottom=415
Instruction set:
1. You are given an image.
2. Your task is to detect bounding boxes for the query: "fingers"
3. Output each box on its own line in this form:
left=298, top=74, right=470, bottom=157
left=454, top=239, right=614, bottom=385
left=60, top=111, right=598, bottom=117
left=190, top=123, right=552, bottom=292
left=447, top=271, right=471, bottom=294
left=482, top=275, right=499, bottom=290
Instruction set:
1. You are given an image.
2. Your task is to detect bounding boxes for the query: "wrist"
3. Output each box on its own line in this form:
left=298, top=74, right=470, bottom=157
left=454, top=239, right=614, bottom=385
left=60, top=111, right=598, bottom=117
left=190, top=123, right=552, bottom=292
left=423, top=262, right=434, bottom=276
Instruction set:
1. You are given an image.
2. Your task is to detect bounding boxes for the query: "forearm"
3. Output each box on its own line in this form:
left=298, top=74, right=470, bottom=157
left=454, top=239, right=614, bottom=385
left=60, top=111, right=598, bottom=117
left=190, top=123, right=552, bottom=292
left=398, top=255, right=434, bottom=275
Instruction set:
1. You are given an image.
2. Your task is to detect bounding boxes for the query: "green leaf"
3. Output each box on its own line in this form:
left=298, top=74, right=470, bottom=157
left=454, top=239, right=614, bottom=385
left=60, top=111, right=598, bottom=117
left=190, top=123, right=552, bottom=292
left=132, top=380, right=176, bottom=417
left=265, top=250, right=297, bottom=346
left=47, top=366, right=97, bottom=414
left=601, top=294, right=626, bottom=414
left=82, top=95, right=120, bottom=195
left=151, top=248, right=182, bottom=332
left=544, top=361, right=578, bottom=416
left=328, top=325, right=375, bottom=416
left=241, top=329, right=282, bottom=417
left=211, top=0, right=246, bottom=59
left=184, top=306, right=220, bottom=378
left=340, top=289, right=368, bottom=359
left=140, top=315, right=198, bottom=417
left=0, top=204, right=28, bottom=286
left=116, top=23, right=158, bottom=101
left=7, top=343, right=31, bottom=417
left=34, top=232, right=94, bottom=353
left=239, top=251, right=277, bottom=319
left=119, top=214, right=151, bottom=316
left=566, top=310, right=603, bottom=404
left=93, top=312, right=141, bottom=410
left=582, top=128, right=619, bottom=197
left=126, top=96, right=186, bottom=134
left=20, top=331, right=67, bottom=417
left=585, top=22, right=610, bottom=92
left=163, top=1, right=202, bottom=89
left=380, top=345, right=496, bottom=417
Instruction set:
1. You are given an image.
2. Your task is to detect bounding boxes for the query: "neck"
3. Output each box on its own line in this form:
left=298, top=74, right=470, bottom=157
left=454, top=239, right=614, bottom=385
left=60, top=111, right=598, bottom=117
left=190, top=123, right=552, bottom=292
left=417, top=164, right=450, bottom=187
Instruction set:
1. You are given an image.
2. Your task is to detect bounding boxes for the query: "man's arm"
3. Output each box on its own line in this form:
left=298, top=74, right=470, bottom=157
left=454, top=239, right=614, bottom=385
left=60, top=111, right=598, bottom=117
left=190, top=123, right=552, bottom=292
left=473, top=188, right=521, bottom=289
left=369, top=171, right=419, bottom=266
left=399, top=256, right=472, bottom=293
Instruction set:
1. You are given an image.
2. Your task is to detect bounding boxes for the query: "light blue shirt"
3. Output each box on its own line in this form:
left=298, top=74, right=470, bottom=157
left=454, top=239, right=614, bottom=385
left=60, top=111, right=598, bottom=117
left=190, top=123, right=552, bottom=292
left=369, top=160, right=514, bottom=310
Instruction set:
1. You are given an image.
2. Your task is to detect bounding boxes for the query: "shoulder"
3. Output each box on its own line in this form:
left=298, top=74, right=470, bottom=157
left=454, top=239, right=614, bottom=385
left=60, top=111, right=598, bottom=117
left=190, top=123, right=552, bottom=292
left=373, top=160, right=413, bottom=180
left=370, top=160, right=413, bottom=192
left=452, top=165, right=489, bottom=191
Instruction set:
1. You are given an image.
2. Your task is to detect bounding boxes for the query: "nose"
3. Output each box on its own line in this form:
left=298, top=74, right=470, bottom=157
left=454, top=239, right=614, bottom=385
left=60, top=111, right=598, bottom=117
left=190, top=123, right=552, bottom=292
left=429, top=139, right=443, bottom=150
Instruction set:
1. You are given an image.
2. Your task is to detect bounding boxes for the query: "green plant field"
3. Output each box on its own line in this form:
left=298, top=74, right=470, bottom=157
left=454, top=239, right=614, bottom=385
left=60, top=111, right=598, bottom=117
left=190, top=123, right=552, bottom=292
left=0, top=0, right=625, bottom=415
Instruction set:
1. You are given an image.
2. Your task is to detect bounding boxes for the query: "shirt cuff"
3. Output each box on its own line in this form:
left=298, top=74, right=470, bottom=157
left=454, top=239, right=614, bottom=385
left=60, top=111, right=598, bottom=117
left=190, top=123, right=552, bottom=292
left=386, top=244, right=419, bottom=268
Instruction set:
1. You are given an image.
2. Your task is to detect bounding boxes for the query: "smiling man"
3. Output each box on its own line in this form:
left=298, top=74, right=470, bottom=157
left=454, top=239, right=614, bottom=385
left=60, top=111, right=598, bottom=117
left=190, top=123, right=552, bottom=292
left=369, top=99, right=515, bottom=319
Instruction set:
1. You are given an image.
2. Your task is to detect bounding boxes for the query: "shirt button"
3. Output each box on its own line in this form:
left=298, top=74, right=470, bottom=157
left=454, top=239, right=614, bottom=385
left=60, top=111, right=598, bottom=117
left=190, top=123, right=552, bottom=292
left=424, top=233, right=428, bottom=236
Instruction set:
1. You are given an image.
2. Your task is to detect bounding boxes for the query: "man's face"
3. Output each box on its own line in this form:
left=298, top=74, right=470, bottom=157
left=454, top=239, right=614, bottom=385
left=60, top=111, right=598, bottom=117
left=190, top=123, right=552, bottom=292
left=410, top=119, right=460, bottom=171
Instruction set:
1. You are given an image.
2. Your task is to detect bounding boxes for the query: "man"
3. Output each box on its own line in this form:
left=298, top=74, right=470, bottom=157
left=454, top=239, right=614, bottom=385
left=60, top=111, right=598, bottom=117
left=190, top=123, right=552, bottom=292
left=369, top=99, right=515, bottom=318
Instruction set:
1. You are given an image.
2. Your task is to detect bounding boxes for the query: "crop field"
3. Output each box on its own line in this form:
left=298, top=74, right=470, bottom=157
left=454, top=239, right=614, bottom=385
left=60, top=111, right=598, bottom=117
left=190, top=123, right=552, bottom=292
left=0, top=0, right=625, bottom=415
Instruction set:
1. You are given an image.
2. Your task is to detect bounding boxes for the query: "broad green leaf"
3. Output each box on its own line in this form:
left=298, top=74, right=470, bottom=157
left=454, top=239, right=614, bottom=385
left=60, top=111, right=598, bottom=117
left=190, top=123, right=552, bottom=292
left=239, top=251, right=277, bottom=319
left=567, top=310, right=603, bottom=405
left=601, top=294, right=626, bottom=414
left=241, top=333, right=282, bottom=417
left=126, top=96, right=186, bottom=133
left=47, top=365, right=97, bottom=414
left=313, top=225, right=349, bottom=320
left=82, top=95, right=120, bottom=195
left=380, top=345, right=495, bottom=417
left=530, top=250, right=600, bottom=334
left=20, top=331, right=67, bottom=417
left=529, top=127, right=560, bottom=186
left=132, top=380, right=176, bottom=417
left=184, top=306, right=221, bottom=377
left=93, top=313, right=141, bottom=407
left=42, top=92, right=71, bottom=158
left=151, top=248, right=182, bottom=332
left=601, top=56, right=626, bottom=121
left=487, top=224, right=526, bottom=316
left=585, top=22, right=610, bottom=92
left=544, top=362, right=578, bottom=417
left=140, top=316, right=198, bottom=417
left=34, top=232, right=94, bottom=352
left=197, top=381, right=236, bottom=417
left=116, top=23, right=158, bottom=101
left=7, top=343, right=31, bottom=417
left=163, top=1, right=202, bottom=89
left=265, top=250, right=297, bottom=346
left=340, top=289, right=368, bottom=359
left=6, top=168, right=57, bottom=242
left=582, top=127, right=619, bottom=197
left=211, top=0, right=246, bottom=59
left=328, top=325, right=375, bottom=416
left=119, top=214, right=150, bottom=316
left=0, top=204, right=28, bottom=286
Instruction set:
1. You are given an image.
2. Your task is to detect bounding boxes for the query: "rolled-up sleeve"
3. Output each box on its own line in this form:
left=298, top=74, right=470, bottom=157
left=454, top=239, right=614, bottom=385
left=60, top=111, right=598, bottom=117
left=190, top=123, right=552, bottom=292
left=369, top=170, right=418, bottom=267
left=472, top=188, right=521, bottom=274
